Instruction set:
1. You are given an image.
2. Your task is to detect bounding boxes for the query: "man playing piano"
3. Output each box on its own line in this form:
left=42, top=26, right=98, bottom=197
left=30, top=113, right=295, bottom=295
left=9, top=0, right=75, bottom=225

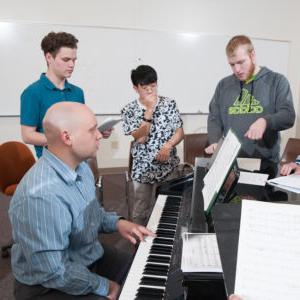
left=9, top=102, right=154, bottom=300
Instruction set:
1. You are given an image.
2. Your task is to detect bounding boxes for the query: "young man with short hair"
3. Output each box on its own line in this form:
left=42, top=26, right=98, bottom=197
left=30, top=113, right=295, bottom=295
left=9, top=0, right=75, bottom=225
left=206, top=35, right=295, bottom=178
left=121, top=65, right=184, bottom=225
left=21, top=31, right=111, bottom=158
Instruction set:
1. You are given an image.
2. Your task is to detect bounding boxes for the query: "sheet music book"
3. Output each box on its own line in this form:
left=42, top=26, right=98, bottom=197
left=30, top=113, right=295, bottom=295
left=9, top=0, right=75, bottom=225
left=237, top=157, right=261, bottom=172
left=235, top=200, right=300, bottom=300
left=267, top=173, right=300, bottom=193
left=98, top=117, right=122, bottom=132
left=202, top=129, right=241, bottom=212
left=238, top=171, right=269, bottom=186
left=181, top=233, right=222, bottom=273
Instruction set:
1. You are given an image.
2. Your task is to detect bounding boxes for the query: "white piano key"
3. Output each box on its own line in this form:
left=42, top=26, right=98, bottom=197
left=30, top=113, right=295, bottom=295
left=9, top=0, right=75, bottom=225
left=119, top=194, right=182, bottom=300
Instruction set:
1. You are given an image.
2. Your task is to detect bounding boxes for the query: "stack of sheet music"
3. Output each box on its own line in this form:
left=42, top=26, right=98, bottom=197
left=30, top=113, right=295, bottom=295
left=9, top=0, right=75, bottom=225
left=235, top=200, right=300, bottom=299
left=181, top=232, right=222, bottom=276
left=267, top=173, right=300, bottom=193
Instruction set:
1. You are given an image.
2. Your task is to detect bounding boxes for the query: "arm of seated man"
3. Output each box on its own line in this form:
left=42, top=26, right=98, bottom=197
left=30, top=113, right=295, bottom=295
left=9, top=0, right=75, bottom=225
left=117, top=219, right=155, bottom=244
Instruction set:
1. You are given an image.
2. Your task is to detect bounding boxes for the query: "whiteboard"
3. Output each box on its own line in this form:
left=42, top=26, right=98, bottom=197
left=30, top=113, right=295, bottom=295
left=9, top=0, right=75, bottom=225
left=0, top=22, right=290, bottom=115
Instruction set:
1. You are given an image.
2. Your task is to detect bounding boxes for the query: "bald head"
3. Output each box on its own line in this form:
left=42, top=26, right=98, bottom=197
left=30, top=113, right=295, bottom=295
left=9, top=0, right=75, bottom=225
left=42, top=102, right=101, bottom=167
left=43, top=102, right=95, bottom=145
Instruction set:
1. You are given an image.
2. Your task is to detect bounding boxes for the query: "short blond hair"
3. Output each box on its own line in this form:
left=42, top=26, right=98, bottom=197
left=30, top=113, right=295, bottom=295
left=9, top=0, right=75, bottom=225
left=226, top=35, right=254, bottom=56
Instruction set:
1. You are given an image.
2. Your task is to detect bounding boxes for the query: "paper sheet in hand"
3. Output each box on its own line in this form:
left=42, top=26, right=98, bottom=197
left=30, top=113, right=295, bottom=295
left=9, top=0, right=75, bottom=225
left=267, top=173, right=300, bottom=193
left=238, top=171, right=268, bottom=186
left=98, top=117, right=122, bottom=132
left=181, top=233, right=222, bottom=273
left=235, top=200, right=300, bottom=300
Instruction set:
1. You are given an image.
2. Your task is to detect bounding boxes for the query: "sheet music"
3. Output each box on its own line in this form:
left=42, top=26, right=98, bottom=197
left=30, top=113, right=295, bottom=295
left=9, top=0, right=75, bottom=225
left=98, top=117, right=122, bottom=132
left=267, top=174, right=300, bottom=193
left=181, top=233, right=222, bottom=273
left=202, top=129, right=241, bottom=210
left=237, top=157, right=261, bottom=172
left=235, top=200, right=300, bottom=300
left=238, top=171, right=269, bottom=186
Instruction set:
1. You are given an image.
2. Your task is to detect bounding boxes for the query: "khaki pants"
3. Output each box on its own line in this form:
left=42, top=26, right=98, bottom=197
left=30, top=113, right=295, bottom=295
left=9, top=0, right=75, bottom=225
left=127, top=164, right=193, bottom=226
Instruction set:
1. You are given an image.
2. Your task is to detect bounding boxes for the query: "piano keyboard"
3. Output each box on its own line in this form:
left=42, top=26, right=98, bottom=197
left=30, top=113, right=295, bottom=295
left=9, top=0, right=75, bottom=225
left=119, top=194, right=182, bottom=300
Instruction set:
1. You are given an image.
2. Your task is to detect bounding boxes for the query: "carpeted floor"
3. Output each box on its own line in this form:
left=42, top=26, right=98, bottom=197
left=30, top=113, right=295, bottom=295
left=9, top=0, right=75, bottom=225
left=0, top=172, right=130, bottom=300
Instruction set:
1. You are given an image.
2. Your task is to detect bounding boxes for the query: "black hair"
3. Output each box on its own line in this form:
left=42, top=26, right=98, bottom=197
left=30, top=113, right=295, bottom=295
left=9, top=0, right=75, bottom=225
left=131, top=65, right=157, bottom=86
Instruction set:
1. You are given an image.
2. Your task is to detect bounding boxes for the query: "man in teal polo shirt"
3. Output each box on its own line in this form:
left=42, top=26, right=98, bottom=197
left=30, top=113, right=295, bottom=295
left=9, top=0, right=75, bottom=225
left=21, top=31, right=111, bottom=158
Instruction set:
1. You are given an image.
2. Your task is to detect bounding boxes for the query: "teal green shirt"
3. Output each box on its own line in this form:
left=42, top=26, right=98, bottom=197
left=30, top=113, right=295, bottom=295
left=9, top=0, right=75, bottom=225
left=20, top=73, right=85, bottom=158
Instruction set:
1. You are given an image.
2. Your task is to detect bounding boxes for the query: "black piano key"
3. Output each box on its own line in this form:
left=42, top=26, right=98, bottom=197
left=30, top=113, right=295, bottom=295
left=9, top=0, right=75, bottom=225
left=163, top=206, right=179, bottom=212
left=161, top=211, right=179, bottom=217
left=147, top=255, right=171, bottom=264
left=164, top=202, right=180, bottom=208
left=140, top=276, right=167, bottom=286
left=165, top=199, right=180, bottom=204
left=157, top=224, right=176, bottom=230
left=163, top=202, right=180, bottom=208
left=135, top=287, right=164, bottom=299
left=159, top=216, right=177, bottom=224
left=156, top=230, right=175, bottom=239
left=144, top=263, right=169, bottom=271
left=150, top=246, right=172, bottom=255
left=153, top=238, right=174, bottom=246
left=166, top=196, right=181, bottom=202
left=135, top=296, right=163, bottom=300
left=143, top=269, right=168, bottom=276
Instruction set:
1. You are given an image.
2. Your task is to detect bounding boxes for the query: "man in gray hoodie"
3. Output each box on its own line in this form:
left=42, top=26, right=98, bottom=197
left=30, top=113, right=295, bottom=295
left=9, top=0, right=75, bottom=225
left=206, top=35, right=295, bottom=177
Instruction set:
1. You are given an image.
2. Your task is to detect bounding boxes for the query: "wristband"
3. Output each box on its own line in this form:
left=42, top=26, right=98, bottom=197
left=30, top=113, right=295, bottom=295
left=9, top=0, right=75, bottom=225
left=142, top=117, right=152, bottom=123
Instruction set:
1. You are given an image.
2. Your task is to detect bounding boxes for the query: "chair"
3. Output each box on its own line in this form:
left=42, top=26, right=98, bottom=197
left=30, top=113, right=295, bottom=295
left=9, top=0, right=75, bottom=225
left=0, top=141, right=35, bottom=196
left=280, top=138, right=300, bottom=164
left=183, top=133, right=210, bottom=166
left=125, top=141, right=134, bottom=220
left=0, top=141, right=35, bottom=257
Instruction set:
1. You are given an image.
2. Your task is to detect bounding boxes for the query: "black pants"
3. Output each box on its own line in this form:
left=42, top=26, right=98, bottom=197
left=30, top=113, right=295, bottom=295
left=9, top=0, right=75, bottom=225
left=14, top=245, right=133, bottom=300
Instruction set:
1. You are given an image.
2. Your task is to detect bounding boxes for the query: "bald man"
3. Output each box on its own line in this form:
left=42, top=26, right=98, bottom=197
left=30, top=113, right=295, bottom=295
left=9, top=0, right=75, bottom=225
left=9, top=102, right=154, bottom=300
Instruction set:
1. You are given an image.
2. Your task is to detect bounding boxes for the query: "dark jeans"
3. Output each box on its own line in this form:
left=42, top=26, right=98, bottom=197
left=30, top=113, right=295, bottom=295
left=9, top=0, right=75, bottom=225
left=14, top=245, right=133, bottom=300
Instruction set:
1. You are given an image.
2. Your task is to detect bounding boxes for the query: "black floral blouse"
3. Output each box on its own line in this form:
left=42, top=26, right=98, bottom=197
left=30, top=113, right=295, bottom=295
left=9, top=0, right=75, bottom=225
left=121, top=96, right=183, bottom=184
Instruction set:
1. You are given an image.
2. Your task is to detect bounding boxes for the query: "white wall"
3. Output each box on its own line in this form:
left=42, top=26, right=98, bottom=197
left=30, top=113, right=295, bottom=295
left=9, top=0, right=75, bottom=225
left=0, top=0, right=299, bottom=167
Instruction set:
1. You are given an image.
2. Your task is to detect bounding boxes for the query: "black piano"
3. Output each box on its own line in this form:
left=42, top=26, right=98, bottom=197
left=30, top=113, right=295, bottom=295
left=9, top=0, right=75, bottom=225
left=119, top=156, right=235, bottom=300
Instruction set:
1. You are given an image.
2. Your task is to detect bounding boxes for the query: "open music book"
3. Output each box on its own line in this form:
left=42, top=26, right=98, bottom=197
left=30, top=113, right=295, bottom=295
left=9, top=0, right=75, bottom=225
left=238, top=171, right=269, bottom=186
left=235, top=200, right=300, bottom=299
left=202, top=129, right=241, bottom=213
left=181, top=233, right=222, bottom=273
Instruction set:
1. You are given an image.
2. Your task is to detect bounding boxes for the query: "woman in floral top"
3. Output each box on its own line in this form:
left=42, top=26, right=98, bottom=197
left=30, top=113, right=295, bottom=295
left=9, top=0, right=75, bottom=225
left=121, top=65, right=184, bottom=225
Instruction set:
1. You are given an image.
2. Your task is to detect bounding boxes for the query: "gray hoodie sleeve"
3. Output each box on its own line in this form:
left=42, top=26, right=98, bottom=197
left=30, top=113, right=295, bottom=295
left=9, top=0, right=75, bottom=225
left=207, top=82, right=224, bottom=144
left=263, top=74, right=295, bottom=131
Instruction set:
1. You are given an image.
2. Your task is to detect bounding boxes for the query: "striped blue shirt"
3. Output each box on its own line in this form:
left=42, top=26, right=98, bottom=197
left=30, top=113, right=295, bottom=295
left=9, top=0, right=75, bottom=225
left=9, top=149, right=119, bottom=296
